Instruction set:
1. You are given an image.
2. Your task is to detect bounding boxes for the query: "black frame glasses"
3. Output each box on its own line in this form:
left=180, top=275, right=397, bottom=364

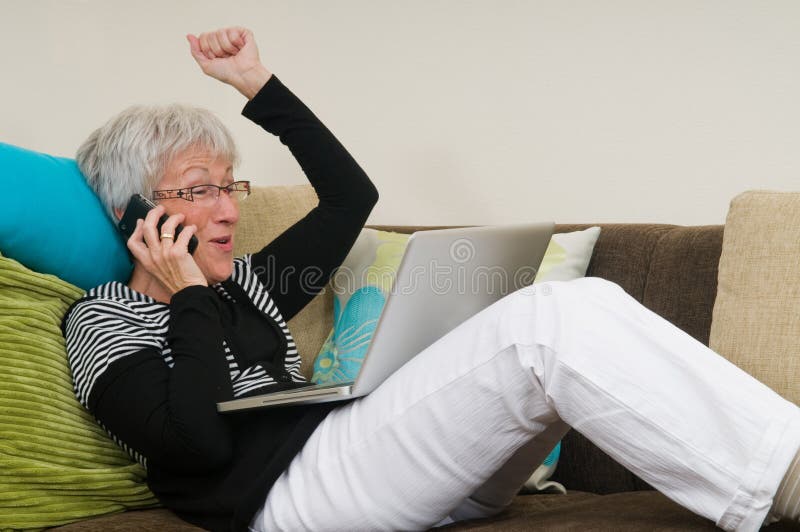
left=151, top=180, right=251, bottom=203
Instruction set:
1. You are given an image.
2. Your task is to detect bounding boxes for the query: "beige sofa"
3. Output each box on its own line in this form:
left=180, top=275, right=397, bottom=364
left=51, top=186, right=799, bottom=531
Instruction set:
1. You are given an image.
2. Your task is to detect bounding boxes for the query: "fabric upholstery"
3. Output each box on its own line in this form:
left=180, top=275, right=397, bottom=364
left=0, top=253, right=158, bottom=530
left=709, top=191, right=800, bottom=406
left=49, top=508, right=201, bottom=531
left=445, top=491, right=797, bottom=531
left=641, top=225, right=724, bottom=348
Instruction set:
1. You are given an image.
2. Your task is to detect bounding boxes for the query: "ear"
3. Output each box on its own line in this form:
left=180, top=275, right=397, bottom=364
left=113, top=207, right=124, bottom=221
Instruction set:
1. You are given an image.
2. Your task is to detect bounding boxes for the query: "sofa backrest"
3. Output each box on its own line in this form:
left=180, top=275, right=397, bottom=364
left=235, top=185, right=726, bottom=495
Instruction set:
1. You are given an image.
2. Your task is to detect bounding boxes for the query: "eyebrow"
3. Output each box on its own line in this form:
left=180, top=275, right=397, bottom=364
left=182, top=165, right=234, bottom=174
left=180, top=166, right=235, bottom=185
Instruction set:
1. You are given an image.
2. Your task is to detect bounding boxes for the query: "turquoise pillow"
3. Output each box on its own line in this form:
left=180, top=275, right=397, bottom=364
left=0, top=143, right=132, bottom=290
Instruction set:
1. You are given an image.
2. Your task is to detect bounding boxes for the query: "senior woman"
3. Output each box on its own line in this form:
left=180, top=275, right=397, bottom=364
left=62, top=27, right=800, bottom=532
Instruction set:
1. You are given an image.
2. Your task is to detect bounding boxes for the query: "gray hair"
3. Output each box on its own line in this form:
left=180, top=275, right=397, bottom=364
left=76, top=104, right=240, bottom=220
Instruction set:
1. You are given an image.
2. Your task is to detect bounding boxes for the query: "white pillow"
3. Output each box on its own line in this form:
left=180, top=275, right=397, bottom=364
left=534, top=226, right=601, bottom=282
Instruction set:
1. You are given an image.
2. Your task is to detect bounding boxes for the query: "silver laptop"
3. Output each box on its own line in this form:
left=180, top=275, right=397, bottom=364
left=217, top=222, right=554, bottom=413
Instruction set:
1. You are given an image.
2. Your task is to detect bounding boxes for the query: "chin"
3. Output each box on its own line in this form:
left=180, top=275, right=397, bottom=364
left=204, top=262, right=234, bottom=285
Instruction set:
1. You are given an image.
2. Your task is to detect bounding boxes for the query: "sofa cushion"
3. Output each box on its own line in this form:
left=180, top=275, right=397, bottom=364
left=49, top=508, right=202, bottom=531
left=0, top=253, right=158, bottom=529
left=0, top=143, right=132, bottom=290
left=534, top=226, right=601, bottom=282
left=642, top=225, right=724, bottom=347
left=443, top=490, right=789, bottom=531
left=709, top=191, right=800, bottom=405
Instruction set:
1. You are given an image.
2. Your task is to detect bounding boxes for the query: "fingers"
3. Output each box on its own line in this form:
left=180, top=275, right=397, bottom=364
left=126, top=218, right=150, bottom=265
left=227, top=27, right=245, bottom=48
left=186, top=34, right=208, bottom=64
left=215, top=31, right=239, bottom=56
left=199, top=29, right=239, bottom=59
left=126, top=207, right=198, bottom=281
left=193, top=27, right=247, bottom=59
left=205, top=33, right=226, bottom=58
left=134, top=206, right=193, bottom=258
left=158, top=212, right=189, bottom=253
left=175, top=223, right=198, bottom=253
left=140, top=205, right=167, bottom=252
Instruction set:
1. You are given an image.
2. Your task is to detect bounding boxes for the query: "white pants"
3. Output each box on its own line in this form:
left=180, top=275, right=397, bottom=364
left=250, top=278, right=800, bottom=532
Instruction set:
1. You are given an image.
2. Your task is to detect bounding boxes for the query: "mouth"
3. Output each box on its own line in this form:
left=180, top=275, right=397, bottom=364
left=209, top=235, right=234, bottom=252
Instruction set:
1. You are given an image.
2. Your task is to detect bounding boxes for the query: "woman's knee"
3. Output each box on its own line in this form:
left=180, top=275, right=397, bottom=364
left=563, top=277, right=630, bottom=306
left=514, top=277, right=625, bottom=309
left=571, top=276, right=623, bottom=291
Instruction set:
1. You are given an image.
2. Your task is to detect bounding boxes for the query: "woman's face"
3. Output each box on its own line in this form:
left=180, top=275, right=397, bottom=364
left=153, top=146, right=240, bottom=285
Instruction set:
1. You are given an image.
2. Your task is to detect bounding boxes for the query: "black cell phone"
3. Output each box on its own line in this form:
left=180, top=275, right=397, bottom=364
left=118, top=194, right=199, bottom=255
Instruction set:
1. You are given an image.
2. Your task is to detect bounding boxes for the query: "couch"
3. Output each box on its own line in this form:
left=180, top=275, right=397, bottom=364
left=49, top=186, right=798, bottom=531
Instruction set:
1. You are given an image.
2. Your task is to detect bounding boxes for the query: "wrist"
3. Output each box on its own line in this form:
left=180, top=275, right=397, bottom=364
left=235, top=65, right=273, bottom=100
left=180, top=280, right=209, bottom=292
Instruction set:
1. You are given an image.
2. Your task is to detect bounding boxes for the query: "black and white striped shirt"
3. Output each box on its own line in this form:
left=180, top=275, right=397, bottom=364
left=64, top=254, right=304, bottom=465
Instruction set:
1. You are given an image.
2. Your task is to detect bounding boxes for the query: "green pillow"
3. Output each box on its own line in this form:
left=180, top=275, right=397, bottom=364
left=0, top=142, right=132, bottom=290
left=0, top=252, right=158, bottom=529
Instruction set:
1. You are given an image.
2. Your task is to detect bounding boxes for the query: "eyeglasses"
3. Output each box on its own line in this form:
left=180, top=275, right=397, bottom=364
left=151, top=180, right=251, bottom=206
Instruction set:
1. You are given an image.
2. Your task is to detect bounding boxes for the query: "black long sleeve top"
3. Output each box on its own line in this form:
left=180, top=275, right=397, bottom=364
left=62, top=75, right=379, bottom=531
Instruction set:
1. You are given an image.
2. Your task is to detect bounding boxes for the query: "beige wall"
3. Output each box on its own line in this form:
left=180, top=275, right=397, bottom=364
left=3, top=0, right=799, bottom=226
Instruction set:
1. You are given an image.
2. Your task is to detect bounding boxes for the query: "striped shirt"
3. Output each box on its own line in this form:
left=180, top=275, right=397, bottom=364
left=64, top=254, right=305, bottom=465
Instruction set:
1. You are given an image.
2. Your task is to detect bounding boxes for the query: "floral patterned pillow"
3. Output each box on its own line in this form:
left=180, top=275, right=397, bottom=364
left=312, top=229, right=409, bottom=384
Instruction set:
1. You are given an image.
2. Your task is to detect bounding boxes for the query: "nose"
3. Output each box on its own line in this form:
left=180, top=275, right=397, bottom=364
left=212, top=189, right=240, bottom=225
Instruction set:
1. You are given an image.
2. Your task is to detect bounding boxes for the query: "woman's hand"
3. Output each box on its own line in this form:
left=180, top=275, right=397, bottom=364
left=187, top=27, right=273, bottom=99
left=127, top=205, right=208, bottom=294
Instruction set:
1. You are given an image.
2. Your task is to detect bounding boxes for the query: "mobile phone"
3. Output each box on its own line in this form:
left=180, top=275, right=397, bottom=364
left=118, top=194, right=199, bottom=255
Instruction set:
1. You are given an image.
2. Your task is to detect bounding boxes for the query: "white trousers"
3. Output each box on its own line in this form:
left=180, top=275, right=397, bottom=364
left=250, top=278, right=800, bottom=532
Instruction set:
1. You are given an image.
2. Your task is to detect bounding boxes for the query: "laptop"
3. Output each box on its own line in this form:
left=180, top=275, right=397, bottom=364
left=217, top=221, right=554, bottom=413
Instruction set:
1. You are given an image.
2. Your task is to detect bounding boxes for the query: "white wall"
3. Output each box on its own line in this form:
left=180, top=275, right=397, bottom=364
left=3, top=0, right=799, bottom=226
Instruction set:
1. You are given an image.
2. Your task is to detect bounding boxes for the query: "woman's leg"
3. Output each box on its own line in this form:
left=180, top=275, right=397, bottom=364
left=251, top=278, right=800, bottom=532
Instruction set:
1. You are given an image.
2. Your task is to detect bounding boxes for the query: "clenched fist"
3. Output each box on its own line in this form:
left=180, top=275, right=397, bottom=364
left=187, top=27, right=273, bottom=99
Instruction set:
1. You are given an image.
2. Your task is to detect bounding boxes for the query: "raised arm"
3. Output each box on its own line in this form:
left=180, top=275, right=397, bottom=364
left=241, top=77, right=378, bottom=320
left=188, top=27, right=379, bottom=321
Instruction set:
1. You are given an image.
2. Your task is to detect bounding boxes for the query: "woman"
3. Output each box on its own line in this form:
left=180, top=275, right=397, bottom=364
left=63, top=27, right=800, bottom=532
